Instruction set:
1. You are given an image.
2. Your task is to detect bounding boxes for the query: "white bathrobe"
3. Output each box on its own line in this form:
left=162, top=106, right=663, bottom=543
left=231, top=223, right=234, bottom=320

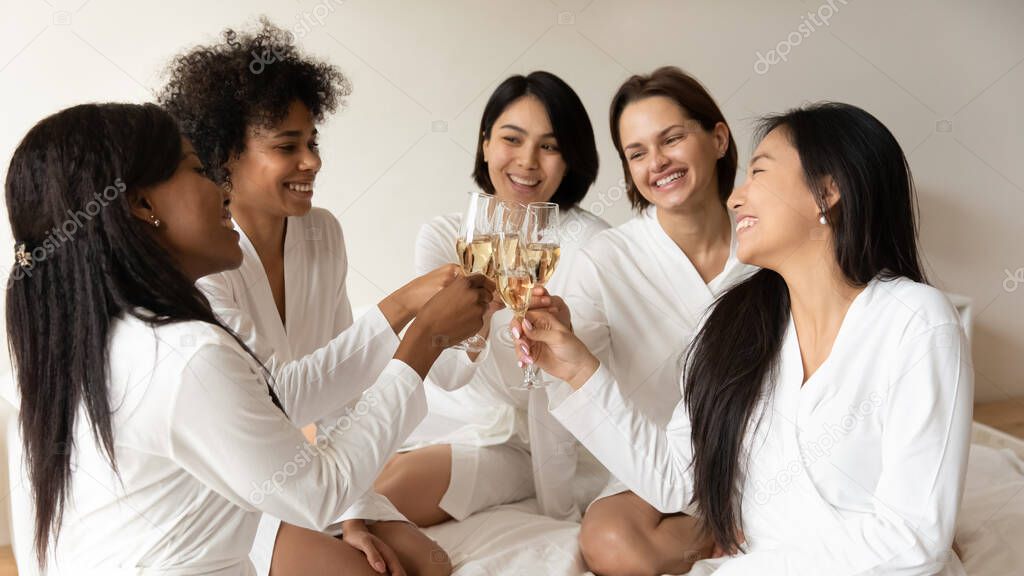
left=413, top=206, right=609, bottom=521
left=556, top=205, right=757, bottom=503
left=198, top=208, right=408, bottom=575
left=50, top=316, right=426, bottom=575
left=553, top=276, right=974, bottom=575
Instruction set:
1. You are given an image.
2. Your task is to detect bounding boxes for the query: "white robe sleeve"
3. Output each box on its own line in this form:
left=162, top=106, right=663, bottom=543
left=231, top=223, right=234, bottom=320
left=415, top=218, right=491, bottom=391
left=169, top=345, right=427, bottom=532
left=200, top=275, right=400, bottom=427
left=550, top=363, right=695, bottom=514
left=713, top=322, right=973, bottom=576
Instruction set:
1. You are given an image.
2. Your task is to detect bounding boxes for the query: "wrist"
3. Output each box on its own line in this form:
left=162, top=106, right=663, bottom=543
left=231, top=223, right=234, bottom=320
left=477, top=315, right=493, bottom=339
left=341, top=518, right=369, bottom=534
left=395, top=320, right=445, bottom=378
left=566, top=354, right=600, bottom=391
left=378, top=290, right=414, bottom=335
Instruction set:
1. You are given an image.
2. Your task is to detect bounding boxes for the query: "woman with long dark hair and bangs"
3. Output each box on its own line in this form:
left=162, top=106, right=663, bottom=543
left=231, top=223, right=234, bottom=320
left=374, top=71, right=610, bottom=529
left=517, top=102, right=973, bottom=575
left=6, top=102, right=490, bottom=574
left=159, top=19, right=464, bottom=576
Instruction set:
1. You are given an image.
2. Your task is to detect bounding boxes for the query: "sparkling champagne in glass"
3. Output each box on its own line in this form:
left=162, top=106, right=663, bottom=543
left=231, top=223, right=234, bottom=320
left=520, top=202, right=560, bottom=388
left=493, top=202, right=537, bottom=389
left=452, top=191, right=495, bottom=352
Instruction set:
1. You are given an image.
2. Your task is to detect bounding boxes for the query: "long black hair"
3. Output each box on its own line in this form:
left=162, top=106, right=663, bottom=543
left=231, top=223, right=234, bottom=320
left=682, top=102, right=926, bottom=553
left=473, top=71, right=599, bottom=209
left=5, top=103, right=278, bottom=566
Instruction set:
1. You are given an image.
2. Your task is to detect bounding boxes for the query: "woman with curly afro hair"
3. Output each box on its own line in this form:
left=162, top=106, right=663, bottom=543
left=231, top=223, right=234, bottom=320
left=159, top=19, right=458, bottom=576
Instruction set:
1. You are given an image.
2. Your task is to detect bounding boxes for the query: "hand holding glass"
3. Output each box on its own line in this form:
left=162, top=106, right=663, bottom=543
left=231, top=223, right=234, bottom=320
left=452, top=191, right=495, bottom=352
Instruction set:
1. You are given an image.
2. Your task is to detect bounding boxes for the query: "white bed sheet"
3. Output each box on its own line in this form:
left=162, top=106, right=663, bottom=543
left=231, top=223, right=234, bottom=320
left=411, top=416, right=1024, bottom=576
left=3, top=401, right=1021, bottom=575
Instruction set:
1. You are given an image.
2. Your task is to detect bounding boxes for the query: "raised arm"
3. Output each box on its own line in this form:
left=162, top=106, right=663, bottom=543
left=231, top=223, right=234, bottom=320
left=415, top=217, right=494, bottom=391
left=199, top=273, right=400, bottom=427
left=172, top=274, right=493, bottom=530
left=515, top=310, right=696, bottom=514
left=170, top=345, right=428, bottom=531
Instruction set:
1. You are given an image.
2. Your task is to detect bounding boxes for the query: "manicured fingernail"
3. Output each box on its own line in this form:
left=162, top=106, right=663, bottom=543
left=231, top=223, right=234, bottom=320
left=512, top=326, right=521, bottom=339
left=524, top=355, right=535, bottom=365
left=517, top=360, right=524, bottom=368
left=523, top=318, right=534, bottom=331
left=375, top=562, right=385, bottom=572
left=520, top=343, right=530, bottom=356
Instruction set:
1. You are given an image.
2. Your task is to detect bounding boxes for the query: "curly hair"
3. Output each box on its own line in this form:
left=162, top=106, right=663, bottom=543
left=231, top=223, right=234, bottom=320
left=158, top=18, right=351, bottom=185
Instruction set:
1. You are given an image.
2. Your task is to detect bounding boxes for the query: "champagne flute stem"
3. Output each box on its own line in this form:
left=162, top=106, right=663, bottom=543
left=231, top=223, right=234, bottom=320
left=517, top=312, right=542, bottom=389
left=523, top=364, right=540, bottom=388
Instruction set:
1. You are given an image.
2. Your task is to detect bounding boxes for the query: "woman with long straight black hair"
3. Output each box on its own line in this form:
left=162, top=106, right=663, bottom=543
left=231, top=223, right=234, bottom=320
left=515, top=102, right=973, bottom=575
left=6, top=102, right=490, bottom=573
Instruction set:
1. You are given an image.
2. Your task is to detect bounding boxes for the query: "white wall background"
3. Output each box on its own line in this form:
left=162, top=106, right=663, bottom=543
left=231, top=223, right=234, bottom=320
left=0, top=0, right=1022, bottom=544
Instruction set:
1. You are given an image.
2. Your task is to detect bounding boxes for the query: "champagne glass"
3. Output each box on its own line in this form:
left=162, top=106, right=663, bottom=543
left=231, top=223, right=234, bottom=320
left=520, top=202, right=560, bottom=387
left=494, top=201, right=544, bottom=390
left=452, top=191, right=495, bottom=352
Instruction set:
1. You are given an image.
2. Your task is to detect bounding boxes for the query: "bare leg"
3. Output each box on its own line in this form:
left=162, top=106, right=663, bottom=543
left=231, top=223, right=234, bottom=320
left=370, top=521, right=452, bottom=576
left=269, top=522, right=381, bottom=576
left=579, top=491, right=713, bottom=576
left=374, top=445, right=454, bottom=527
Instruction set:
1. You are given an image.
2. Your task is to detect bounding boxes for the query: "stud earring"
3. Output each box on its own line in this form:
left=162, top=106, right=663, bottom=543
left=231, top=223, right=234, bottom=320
left=150, top=214, right=162, bottom=228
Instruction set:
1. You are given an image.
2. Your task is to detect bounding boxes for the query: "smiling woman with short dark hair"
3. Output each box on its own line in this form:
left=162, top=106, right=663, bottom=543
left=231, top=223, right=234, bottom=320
left=374, top=70, right=612, bottom=531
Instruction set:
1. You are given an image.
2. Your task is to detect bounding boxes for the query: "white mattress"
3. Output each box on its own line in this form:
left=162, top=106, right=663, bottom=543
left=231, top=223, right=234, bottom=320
left=4, top=403, right=1022, bottom=574
left=415, top=419, right=1024, bottom=576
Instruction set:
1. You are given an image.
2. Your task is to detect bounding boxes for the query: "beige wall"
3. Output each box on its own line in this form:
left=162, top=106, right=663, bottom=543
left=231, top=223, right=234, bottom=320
left=0, top=0, right=1021, bottom=410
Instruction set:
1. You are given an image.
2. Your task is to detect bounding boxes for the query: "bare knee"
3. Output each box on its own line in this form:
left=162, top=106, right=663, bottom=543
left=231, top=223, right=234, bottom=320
left=375, top=448, right=448, bottom=494
left=374, top=453, right=420, bottom=503
left=373, top=447, right=452, bottom=527
left=374, top=454, right=402, bottom=492
left=579, top=518, right=659, bottom=576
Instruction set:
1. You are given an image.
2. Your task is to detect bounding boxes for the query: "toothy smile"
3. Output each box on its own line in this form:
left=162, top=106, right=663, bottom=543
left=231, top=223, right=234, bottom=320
left=285, top=182, right=314, bottom=193
left=654, top=170, right=687, bottom=188
left=508, top=174, right=540, bottom=187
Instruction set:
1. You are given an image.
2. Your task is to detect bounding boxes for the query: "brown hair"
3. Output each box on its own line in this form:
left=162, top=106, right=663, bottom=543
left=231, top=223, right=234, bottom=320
left=609, top=66, right=737, bottom=211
